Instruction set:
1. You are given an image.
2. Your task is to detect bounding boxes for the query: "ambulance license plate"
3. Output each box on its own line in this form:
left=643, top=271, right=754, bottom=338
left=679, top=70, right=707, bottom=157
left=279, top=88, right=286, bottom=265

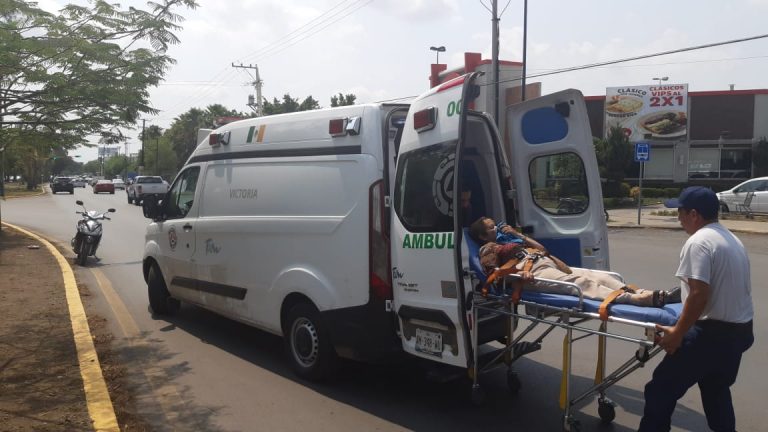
left=415, top=328, right=443, bottom=357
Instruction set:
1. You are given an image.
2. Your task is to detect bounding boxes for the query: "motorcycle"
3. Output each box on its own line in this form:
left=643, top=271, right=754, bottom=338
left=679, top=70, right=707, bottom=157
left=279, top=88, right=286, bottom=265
left=71, top=200, right=116, bottom=266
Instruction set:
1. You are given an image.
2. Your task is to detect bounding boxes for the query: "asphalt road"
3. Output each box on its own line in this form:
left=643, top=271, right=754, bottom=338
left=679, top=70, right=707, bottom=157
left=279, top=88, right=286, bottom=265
left=2, top=190, right=766, bottom=432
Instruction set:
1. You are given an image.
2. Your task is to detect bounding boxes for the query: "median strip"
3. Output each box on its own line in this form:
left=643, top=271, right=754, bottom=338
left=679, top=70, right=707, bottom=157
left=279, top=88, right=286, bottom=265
left=2, top=222, right=119, bottom=432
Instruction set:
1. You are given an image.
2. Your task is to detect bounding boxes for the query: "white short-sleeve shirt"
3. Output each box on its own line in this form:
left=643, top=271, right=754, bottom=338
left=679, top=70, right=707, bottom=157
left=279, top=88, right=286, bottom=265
left=676, top=222, right=753, bottom=323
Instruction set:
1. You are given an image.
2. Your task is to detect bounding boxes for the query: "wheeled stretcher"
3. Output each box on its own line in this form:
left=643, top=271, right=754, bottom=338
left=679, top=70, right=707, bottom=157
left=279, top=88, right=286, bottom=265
left=463, top=235, right=682, bottom=431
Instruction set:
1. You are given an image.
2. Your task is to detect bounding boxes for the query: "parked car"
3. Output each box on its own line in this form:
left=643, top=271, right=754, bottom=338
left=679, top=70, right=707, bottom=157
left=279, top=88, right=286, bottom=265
left=51, top=176, right=74, bottom=194
left=717, top=176, right=768, bottom=213
left=93, top=179, right=115, bottom=194
left=72, top=178, right=87, bottom=188
left=112, top=179, right=126, bottom=190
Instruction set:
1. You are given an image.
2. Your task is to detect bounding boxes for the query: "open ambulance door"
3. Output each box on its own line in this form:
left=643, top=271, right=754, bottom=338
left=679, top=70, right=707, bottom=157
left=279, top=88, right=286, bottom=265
left=506, top=89, right=609, bottom=270
left=390, top=73, right=489, bottom=368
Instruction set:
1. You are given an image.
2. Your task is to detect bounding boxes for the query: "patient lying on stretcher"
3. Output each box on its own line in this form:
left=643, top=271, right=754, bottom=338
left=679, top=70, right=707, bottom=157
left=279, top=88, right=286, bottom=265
left=469, top=217, right=680, bottom=307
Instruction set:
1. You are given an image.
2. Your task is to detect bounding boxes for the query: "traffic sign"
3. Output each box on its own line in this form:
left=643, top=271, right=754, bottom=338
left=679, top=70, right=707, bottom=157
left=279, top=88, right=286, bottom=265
left=635, top=142, right=650, bottom=162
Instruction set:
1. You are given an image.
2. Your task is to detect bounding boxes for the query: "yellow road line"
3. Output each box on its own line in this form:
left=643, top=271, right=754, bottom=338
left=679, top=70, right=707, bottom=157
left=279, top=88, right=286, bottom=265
left=2, top=222, right=119, bottom=432
left=90, top=268, right=183, bottom=422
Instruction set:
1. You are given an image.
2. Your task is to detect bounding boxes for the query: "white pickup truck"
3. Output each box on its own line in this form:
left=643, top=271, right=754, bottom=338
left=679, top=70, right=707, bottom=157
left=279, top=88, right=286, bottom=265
left=127, top=176, right=169, bottom=205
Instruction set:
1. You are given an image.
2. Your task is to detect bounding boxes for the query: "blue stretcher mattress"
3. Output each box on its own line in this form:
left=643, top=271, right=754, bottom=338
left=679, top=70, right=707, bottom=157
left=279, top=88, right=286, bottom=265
left=463, top=228, right=682, bottom=326
left=521, top=291, right=683, bottom=326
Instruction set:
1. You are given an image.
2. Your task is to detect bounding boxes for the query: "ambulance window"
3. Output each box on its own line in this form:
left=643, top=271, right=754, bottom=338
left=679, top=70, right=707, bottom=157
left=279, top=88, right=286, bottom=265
left=394, top=142, right=456, bottom=232
left=165, top=167, right=200, bottom=219
left=528, top=152, right=589, bottom=215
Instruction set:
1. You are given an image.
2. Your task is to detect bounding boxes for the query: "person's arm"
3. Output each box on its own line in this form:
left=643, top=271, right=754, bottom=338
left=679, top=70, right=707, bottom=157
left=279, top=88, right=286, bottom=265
left=656, top=278, right=710, bottom=354
left=500, top=224, right=548, bottom=252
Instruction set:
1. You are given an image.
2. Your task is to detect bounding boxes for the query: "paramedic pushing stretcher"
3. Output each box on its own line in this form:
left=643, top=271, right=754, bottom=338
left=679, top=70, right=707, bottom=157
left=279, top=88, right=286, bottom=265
left=470, top=217, right=680, bottom=307
left=639, top=187, right=754, bottom=432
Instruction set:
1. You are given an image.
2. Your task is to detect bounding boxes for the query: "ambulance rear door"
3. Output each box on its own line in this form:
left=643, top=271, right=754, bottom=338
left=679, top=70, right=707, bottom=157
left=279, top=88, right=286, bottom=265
left=391, top=73, right=494, bottom=367
left=505, top=89, right=609, bottom=269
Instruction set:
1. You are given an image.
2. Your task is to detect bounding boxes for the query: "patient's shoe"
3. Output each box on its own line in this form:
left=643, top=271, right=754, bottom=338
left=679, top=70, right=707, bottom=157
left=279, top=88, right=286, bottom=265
left=665, top=286, right=682, bottom=304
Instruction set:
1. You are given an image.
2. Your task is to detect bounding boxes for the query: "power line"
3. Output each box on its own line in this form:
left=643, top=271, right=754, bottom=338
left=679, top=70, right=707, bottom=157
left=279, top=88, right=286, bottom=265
left=483, top=33, right=768, bottom=87
left=156, top=1, right=372, bottom=121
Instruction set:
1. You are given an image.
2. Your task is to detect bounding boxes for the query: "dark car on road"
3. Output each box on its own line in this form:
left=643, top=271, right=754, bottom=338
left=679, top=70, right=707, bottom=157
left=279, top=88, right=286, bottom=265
left=51, top=176, right=74, bottom=194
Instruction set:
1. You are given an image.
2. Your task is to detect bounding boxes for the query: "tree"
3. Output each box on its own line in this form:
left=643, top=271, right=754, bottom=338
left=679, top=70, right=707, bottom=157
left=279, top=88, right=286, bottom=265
left=1, top=0, right=198, bottom=132
left=754, top=137, right=768, bottom=177
left=0, top=0, right=198, bottom=182
left=262, top=94, right=321, bottom=115
left=330, top=93, right=356, bottom=107
left=165, top=105, right=246, bottom=168
left=594, top=126, right=634, bottom=197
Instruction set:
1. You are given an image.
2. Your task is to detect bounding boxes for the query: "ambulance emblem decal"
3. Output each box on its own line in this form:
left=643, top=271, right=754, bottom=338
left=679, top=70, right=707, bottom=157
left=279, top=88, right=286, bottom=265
left=432, top=153, right=455, bottom=216
left=168, top=227, right=178, bottom=250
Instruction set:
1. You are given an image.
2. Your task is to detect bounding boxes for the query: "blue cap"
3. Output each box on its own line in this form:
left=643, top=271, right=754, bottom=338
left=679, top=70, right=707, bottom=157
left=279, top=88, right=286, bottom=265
left=664, top=186, right=719, bottom=219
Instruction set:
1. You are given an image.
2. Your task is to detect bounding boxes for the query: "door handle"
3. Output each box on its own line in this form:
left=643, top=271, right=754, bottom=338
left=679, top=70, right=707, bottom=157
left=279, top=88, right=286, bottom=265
left=182, top=224, right=192, bottom=232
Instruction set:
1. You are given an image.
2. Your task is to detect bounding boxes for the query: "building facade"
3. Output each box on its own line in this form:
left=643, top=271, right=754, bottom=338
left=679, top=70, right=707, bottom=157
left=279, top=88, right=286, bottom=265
left=585, top=89, right=768, bottom=186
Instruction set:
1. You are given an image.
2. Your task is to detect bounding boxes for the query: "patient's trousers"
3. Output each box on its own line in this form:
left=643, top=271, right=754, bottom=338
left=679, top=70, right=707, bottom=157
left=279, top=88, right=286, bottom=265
left=524, top=258, right=633, bottom=302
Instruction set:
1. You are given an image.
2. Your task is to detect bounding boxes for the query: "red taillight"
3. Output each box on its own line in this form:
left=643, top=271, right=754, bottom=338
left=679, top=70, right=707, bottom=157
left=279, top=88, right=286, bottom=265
left=413, top=107, right=436, bottom=132
left=209, top=133, right=219, bottom=145
left=369, top=180, right=391, bottom=301
left=329, top=118, right=347, bottom=136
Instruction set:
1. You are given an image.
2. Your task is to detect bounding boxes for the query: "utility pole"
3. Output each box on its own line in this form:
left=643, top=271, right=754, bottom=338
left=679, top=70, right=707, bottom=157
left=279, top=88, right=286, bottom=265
left=521, top=0, right=528, bottom=101
left=232, top=63, right=264, bottom=116
left=491, top=0, right=500, bottom=128
left=140, top=119, right=146, bottom=174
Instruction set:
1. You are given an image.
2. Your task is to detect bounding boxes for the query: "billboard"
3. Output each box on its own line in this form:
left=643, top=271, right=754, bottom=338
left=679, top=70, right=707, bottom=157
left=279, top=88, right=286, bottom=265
left=604, top=84, right=688, bottom=141
left=98, top=146, right=120, bottom=158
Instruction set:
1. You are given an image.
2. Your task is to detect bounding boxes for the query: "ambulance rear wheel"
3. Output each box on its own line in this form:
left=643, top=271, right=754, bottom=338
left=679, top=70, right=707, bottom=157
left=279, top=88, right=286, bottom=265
left=285, top=303, right=336, bottom=381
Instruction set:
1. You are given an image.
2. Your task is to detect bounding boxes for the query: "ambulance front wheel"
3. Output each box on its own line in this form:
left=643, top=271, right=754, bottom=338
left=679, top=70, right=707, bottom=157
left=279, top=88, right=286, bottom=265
left=285, top=303, right=337, bottom=381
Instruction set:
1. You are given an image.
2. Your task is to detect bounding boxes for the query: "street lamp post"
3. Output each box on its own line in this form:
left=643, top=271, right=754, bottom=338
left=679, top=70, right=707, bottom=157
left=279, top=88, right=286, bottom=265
left=429, top=46, right=446, bottom=64
left=652, top=76, right=668, bottom=86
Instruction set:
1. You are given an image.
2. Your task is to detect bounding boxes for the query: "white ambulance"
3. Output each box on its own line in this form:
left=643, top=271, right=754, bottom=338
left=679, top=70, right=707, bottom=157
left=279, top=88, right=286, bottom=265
left=142, top=72, right=606, bottom=379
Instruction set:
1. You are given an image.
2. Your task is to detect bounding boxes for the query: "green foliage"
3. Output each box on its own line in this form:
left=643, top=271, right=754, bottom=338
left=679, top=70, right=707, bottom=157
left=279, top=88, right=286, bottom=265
left=263, top=94, right=321, bottom=115
left=0, top=0, right=197, bottom=186
left=330, top=93, right=357, bottom=107
left=164, top=105, right=246, bottom=168
left=754, top=137, right=768, bottom=177
left=593, top=126, right=634, bottom=197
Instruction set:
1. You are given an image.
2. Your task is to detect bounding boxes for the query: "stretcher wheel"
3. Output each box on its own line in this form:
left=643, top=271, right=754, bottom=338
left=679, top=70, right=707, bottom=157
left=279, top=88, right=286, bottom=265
left=470, top=385, right=486, bottom=406
left=506, top=370, right=521, bottom=394
left=562, top=416, right=581, bottom=432
left=598, top=398, right=616, bottom=423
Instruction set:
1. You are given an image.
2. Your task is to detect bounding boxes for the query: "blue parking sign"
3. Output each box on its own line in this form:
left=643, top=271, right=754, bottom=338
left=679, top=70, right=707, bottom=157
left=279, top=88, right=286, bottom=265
left=635, top=142, right=650, bottom=162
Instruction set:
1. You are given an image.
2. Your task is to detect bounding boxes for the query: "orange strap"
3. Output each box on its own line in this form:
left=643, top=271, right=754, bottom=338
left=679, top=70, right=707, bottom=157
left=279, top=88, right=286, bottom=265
left=598, top=288, right=625, bottom=321
left=481, top=258, right=520, bottom=296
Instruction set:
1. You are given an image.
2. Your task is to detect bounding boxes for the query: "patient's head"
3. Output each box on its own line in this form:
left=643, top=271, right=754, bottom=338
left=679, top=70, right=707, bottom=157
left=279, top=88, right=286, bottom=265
left=470, top=217, right=496, bottom=244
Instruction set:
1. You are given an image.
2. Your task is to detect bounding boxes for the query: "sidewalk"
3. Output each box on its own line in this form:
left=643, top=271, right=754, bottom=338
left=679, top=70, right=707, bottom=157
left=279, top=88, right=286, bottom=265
left=607, top=204, right=768, bottom=234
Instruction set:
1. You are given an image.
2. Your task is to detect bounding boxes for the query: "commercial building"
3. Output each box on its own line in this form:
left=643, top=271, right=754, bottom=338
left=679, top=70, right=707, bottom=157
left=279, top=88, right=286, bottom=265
left=586, top=88, right=768, bottom=186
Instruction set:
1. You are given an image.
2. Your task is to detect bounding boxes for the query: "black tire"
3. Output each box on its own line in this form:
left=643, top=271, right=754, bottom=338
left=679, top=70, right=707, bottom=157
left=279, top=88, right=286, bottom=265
left=110, top=191, right=114, bottom=194
left=720, top=203, right=730, bottom=213
left=284, top=303, right=336, bottom=381
left=147, top=265, right=179, bottom=315
left=70, top=190, right=74, bottom=195
left=77, top=240, right=88, bottom=266
left=598, top=400, right=616, bottom=424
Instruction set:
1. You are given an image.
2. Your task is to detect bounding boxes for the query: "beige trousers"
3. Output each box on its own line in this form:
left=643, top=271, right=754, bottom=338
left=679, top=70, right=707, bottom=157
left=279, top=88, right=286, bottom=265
left=522, top=258, right=637, bottom=303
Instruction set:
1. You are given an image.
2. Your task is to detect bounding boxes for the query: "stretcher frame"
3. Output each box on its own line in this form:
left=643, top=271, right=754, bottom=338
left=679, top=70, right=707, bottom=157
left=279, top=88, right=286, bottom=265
left=467, top=269, right=669, bottom=432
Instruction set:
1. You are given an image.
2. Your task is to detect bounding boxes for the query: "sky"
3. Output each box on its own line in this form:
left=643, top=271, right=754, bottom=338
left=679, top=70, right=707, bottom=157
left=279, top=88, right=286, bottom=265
left=41, top=0, right=768, bottom=162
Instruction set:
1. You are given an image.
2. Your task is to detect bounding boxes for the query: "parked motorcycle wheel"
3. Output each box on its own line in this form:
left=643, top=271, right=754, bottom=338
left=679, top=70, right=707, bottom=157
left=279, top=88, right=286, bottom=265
left=77, top=240, right=88, bottom=266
